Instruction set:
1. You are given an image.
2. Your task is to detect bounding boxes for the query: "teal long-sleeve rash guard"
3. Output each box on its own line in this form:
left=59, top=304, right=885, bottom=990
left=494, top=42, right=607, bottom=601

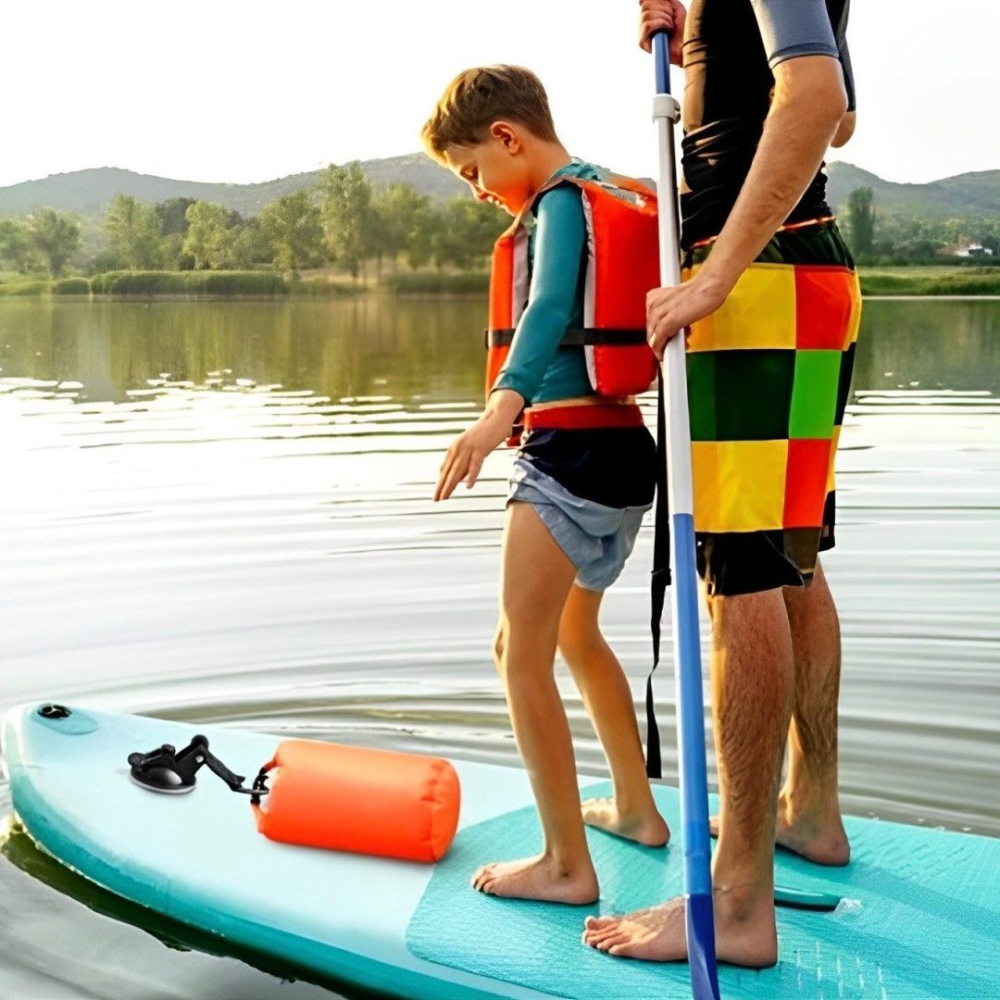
left=489, top=160, right=602, bottom=406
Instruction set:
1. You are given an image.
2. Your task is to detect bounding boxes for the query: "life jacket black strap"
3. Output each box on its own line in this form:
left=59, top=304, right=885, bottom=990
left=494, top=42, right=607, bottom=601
left=646, top=365, right=671, bottom=779
left=485, top=327, right=649, bottom=349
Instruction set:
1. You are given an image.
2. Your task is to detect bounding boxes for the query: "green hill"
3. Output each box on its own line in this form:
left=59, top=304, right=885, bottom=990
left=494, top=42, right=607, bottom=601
left=0, top=154, right=467, bottom=221
left=1, top=158, right=996, bottom=226
left=826, top=162, right=1000, bottom=219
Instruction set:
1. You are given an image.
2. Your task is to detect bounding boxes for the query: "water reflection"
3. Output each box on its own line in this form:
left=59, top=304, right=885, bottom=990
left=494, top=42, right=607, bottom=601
left=0, top=295, right=998, bottom=999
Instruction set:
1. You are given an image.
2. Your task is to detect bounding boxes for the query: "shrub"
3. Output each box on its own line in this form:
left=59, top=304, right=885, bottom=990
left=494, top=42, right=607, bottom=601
left=384, top=271, right=490, bottom=294
left=109, top=271, right=189, bottom=295
left=89, top=270, right=287, bottom=297
left=52, top=277, right=92, bottom=295
left=90, top=271, right=128, bottom=294
left=0, top=280, right=50, bottom=296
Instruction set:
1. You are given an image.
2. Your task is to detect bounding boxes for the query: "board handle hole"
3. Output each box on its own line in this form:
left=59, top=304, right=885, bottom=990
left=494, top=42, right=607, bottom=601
left=38, top=704, right=71, bottom=720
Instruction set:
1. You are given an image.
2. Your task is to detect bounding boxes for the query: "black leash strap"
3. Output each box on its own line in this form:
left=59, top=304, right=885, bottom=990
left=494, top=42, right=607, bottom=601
left=647, top=367, right=671, bottom=779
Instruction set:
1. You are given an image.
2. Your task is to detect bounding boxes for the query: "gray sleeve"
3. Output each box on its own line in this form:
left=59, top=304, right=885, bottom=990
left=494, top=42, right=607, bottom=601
left=751, top=0, right=855, bottom=110
left=752, top=0, right=838, bottom=65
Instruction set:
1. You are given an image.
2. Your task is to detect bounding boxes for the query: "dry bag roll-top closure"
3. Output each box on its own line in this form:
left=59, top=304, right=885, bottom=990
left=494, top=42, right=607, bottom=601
left=486, top=175, right=661, bottom=418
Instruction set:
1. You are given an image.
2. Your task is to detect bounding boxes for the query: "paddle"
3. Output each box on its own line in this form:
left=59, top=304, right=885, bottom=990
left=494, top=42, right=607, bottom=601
left=649, top=30, right=722, bottom=1000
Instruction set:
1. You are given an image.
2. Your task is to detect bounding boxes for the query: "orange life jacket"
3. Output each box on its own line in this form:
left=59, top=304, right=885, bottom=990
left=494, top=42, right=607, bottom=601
left=485, top=175, right=661, bottom=403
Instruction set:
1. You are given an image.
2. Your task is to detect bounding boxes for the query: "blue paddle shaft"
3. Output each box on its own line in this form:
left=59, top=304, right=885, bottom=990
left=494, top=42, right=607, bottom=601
left=673, top=514, right=713, bottom=898
left=651, top=29, right=722, bottom=1000
left=654, top=32, right=671, bottom=94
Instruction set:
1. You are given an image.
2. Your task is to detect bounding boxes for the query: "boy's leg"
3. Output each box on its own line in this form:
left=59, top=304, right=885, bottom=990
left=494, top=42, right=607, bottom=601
left=472, top=500, right=598, bottom=904
left=777, top=558, right=850, bottom=864
left=557, top=584, right=669, bottom=847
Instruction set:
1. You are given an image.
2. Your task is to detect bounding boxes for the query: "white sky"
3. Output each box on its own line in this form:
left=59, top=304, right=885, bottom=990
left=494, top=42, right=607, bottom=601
left=3, top=0, right=998, bottom=190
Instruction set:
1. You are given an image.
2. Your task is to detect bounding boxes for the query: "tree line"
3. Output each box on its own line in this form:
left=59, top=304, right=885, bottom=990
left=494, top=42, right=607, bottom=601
left=843, top=186, right=1000, bottom=263
left=0, top=162, right=505, bottom=279
left=5, top=175, right=997, bottom=279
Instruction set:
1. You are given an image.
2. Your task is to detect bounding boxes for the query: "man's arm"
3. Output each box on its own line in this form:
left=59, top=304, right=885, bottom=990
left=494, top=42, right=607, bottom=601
left=694, top=54, right=847, bottom=300
left=645, top=54, right=847, bottom=354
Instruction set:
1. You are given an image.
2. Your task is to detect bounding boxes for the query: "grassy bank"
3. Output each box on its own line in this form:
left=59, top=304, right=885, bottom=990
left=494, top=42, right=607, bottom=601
left=2, top=266, right=998, bottom=299
left=857, top=266, right=1000, bottom=297
left=393, top=267, right=1000, bottom=298
left=0, top=271, right=292, bottom=298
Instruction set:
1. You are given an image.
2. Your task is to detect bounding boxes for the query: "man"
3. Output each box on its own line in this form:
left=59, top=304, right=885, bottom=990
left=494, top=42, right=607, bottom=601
left=583, top=0, right=858, bottom=967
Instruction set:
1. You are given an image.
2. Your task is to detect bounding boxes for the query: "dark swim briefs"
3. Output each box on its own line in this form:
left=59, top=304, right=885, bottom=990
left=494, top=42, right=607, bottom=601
left=508, top=422, right=657, bottom=592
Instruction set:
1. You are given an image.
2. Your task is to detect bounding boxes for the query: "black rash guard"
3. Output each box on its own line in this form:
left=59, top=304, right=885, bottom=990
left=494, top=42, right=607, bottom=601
left=680, top=0, right=855, bottom=248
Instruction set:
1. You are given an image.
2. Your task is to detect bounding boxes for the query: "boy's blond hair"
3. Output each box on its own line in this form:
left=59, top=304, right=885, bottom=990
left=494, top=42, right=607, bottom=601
left=421, top=65, right=559, bottom=161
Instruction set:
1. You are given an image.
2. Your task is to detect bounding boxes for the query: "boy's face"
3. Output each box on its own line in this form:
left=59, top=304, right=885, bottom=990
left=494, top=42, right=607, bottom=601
left=443, top=123, right=531, bottom=217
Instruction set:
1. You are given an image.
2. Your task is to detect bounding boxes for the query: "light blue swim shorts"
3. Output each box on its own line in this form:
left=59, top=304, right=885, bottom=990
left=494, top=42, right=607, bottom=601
left=507, top=456, right=652, bottom=592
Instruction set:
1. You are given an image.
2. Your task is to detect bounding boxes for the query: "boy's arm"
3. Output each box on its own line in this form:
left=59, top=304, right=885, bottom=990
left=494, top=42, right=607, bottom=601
left=489, top=185, right=587, bottom=404
left=435, top=187, right=586, bottom=501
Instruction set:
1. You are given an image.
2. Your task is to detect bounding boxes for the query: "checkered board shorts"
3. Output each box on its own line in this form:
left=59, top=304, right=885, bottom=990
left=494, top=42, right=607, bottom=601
left=683, top=220, right=861, bottom=585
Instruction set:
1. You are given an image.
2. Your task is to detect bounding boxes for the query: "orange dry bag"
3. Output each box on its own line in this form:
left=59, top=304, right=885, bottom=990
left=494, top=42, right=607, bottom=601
left=251, top=740, right=461, bottom=863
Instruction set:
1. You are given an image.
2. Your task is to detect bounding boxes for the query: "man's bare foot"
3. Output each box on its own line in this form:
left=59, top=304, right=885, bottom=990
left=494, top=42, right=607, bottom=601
left=775, top=795, right=850, bottom=865
left=470, top=853, right=599, bottom=905
left=582, top=884, right=778, bottom=967
left=581, top=797, right=670, bottom=847
left=708, top=795, right=850, bottom=866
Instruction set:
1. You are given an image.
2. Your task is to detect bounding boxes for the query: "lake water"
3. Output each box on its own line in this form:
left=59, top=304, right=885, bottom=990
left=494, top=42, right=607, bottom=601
left=0, top=296, right=997, bottom=998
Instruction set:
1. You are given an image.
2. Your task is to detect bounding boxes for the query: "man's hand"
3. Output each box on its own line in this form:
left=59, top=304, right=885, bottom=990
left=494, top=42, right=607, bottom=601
left=434, top=390, right=523, bottom=501
left=646, top=272, right=727, bottom=360
left=639, top=0, right=686, bottom=65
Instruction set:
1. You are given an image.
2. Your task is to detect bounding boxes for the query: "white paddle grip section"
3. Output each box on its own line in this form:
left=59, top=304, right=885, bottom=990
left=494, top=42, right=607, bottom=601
left=653, top=97, right=694, bottom=518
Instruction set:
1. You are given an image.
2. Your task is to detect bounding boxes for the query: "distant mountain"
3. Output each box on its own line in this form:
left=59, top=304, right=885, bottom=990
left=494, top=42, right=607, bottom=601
left=0, top=154, right=466, bottom=220
left=826, top=162, right=1000, bottom=219
left=1, top=157, right=996, bottom=223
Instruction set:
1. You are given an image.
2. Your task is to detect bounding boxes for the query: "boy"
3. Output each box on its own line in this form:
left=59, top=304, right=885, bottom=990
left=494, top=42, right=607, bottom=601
left=422, top=65, right=667, bottom=905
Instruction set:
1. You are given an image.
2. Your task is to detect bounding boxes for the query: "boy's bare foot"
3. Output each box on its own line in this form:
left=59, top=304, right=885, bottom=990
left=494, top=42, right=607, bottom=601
left=471, top=853, right=599, bottom=905
left=581, top=797, right=670, bottom=847
left=708, top=795, right=850, bottom=866
left=582, top=883, right=778, bottom=967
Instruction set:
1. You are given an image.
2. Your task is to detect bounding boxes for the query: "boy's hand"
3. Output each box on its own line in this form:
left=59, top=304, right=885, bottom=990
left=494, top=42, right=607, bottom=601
left=434, top=410, right=513, bottom=502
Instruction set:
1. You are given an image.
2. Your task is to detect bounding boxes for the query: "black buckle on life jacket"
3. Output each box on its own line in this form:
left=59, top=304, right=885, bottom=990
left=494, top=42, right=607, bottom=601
left=127, top=735, right=270, bottom=804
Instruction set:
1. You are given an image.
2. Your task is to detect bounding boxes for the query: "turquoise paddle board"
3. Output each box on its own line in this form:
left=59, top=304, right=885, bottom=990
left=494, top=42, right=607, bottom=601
left=3, top=703, right=998, bottom=999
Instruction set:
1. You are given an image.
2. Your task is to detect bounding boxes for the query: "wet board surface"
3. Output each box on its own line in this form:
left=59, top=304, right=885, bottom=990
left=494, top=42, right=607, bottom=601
left=3, top=704, right=999, bottom=999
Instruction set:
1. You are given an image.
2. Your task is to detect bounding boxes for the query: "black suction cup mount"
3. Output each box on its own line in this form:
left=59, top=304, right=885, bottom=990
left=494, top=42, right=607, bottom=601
left=127, top=735, right=269, bottom=802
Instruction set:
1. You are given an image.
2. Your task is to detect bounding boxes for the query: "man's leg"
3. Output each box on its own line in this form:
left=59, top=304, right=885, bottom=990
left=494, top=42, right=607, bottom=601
left=583, top=587, right=793, bottom=967
left=778, top=558, right=850, bottom=864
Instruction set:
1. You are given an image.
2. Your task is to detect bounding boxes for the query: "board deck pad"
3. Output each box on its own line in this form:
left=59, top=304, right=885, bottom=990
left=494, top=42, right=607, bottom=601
left=405, top=782, right=1000, bottom=999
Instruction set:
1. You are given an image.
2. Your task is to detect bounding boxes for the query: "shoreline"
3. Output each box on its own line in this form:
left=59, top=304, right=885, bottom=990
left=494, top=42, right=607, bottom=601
left=3, top=266, right=1000, bottom=301
left=2, top=291, right=1000, bottom=303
